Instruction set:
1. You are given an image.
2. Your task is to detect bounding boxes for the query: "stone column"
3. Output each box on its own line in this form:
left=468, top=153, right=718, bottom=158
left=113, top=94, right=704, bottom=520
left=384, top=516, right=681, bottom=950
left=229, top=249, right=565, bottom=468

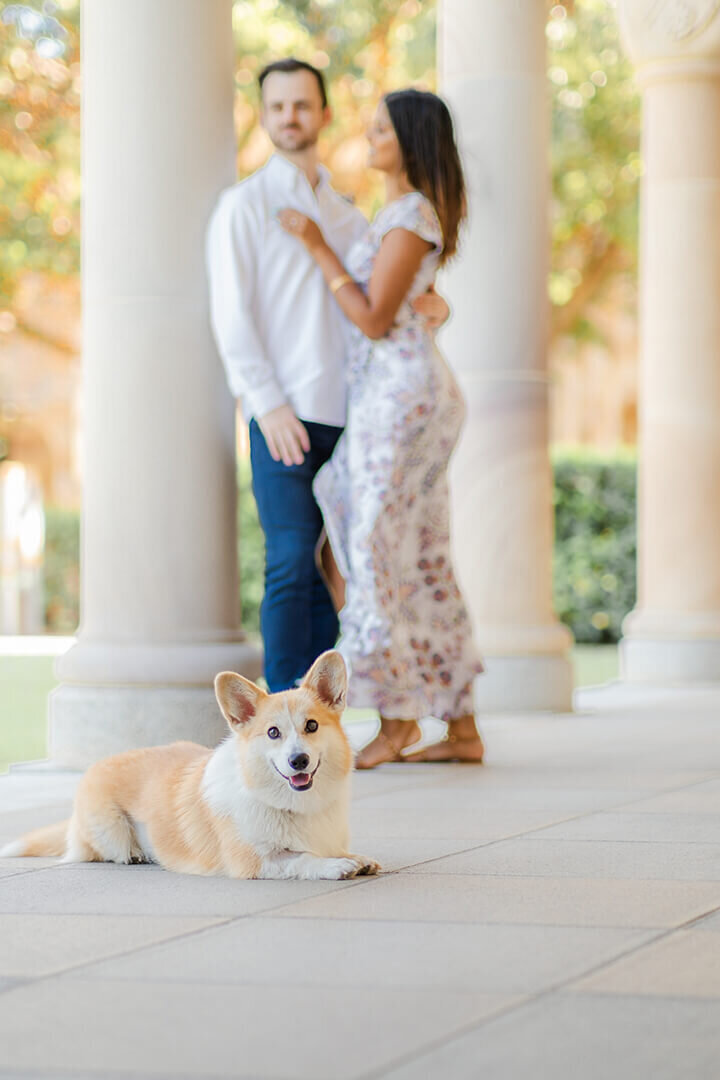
left=437, top=0, right=573, bottom=711
left=51, top=0, right=261, bottom=768
left=613, top=1, right=720, bottom=689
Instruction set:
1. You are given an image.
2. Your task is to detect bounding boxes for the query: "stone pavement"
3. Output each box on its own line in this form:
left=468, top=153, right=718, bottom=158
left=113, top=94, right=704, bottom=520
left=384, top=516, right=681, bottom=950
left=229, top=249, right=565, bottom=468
left=0, top=706, right=719, bottom=1079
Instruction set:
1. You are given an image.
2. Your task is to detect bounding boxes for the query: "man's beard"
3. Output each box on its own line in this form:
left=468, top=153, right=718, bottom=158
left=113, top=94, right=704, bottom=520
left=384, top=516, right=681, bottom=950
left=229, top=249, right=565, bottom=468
left=272, top=129, right=318, bottom=153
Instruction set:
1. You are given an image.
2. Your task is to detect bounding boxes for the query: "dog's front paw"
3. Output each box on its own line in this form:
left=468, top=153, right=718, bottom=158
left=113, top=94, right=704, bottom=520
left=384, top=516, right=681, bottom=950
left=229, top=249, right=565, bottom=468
left=343, top=854, right=381, bottom=878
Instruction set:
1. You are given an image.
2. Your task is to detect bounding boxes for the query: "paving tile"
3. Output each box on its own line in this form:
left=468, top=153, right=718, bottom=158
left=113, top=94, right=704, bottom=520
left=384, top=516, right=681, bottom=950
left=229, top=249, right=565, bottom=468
left=268, top=872, right=720, bottom=929
left=0, top=804, right=71, bottom=844
left=0, top=1072, right=230, bottom=1080
left=404, top=837, right=720, bottom=881
left=0, top=862, right=355, bottom=917
left=352, top=784, right=641, bottom=815
left=695, top=909, right=720, bottom=932
left=0, top=863, right=58, bottom=879
left=0, top=770, right=79, bottom=812
left=350, top=769, right=441, bottom=802
left=73, top=915, right=655, bottom=996
left=352, top=835, right=481, bottom=872
left=379, top=993, right=720, bottom=1080
left=0, top=913, right=226, bottom=977
left=478, top=720, right=720, bottom=774
left=349, top=806, right=574, bottom=842
left=0, top=1073, right=226, bottom=1080
left=615, top=779, right=720, bottom=815
left=0, top=711, right=718, bottom=1078
left=443, top=767, right=718, bottom=792
left=573, top=929, right=720, bottom=998
left=533, top=811, right=720, bottom=844
left=0, top=977, right=520, bottom=1079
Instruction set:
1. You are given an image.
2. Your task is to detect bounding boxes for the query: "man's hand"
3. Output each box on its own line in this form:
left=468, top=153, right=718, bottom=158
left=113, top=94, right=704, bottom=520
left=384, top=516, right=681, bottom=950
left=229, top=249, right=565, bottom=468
left=258, top=404, right=311, bottom=466
left=412, top=286, right=451, bottom=330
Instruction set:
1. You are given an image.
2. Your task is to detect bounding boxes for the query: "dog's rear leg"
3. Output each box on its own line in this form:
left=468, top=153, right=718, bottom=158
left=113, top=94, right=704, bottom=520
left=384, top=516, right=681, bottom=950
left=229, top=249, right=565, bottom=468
left=61, top=816, right=103, bottom=863
left=66, top=807, right=143, bottom=865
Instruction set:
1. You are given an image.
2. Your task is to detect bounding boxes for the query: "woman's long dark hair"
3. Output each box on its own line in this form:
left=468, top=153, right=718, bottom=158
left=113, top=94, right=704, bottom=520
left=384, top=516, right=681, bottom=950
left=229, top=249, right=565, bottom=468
left=384, top=89, right=466, bottom=265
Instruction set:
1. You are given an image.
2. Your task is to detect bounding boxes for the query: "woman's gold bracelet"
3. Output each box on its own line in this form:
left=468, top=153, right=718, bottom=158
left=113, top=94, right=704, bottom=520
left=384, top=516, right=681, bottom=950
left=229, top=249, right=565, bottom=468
left=329, top=272, right=353, bottom=294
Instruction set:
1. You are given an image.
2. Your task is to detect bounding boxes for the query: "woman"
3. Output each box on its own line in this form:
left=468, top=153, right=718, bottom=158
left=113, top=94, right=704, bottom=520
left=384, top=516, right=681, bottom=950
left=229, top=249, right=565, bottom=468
left=278, top=89, right=483, bottom=768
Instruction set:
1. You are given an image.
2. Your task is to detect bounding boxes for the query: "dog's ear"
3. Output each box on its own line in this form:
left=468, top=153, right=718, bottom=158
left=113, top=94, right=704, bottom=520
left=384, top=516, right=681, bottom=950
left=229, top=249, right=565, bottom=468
left=214, top=672, right=266, bottom=731
left=302, top=650, right=347, bottom=712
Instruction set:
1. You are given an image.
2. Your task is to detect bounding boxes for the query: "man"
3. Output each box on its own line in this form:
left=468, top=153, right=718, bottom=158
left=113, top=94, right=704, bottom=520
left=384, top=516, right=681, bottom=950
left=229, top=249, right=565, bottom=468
left=207, top=59, right=444, bottom=692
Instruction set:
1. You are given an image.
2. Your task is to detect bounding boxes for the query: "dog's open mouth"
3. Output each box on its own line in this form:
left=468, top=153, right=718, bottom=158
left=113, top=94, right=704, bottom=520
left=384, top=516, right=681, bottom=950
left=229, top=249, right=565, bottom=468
left=274, top=759, right=321, bottom=792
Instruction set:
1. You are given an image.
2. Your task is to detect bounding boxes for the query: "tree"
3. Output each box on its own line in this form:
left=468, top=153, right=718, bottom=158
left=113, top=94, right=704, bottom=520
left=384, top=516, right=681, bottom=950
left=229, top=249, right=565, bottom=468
left=0, top=0, right=640, bottom=349
left=0, top=0, right=80, bottom=320
left=547, top=0, right=641, bottom=343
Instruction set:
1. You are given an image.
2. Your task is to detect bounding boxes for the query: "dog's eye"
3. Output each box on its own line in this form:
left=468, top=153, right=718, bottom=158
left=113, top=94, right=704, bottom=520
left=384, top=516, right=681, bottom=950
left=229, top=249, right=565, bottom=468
left=267, top=726, right=281, bottom=740
left=305, top=719, right=319, bottom=733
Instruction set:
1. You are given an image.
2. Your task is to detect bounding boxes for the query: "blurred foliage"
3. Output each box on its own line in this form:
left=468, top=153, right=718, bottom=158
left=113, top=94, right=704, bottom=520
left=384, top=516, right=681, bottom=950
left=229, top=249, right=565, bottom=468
left=0, top=0, right=80, bottom=314
left=43, top=501, right=78, bottom=633
left=553, top=447, right=637, bottom=643
left=44, top=466, right=264, bottom=638
left=3, top=2, right=642, bottom=647
left=548, top=1, right=641, bottom=341
left=0, top=0, right=640, bottom=342
left=5, top=1, right=642, bottom=644
left=43, top=452, right=638, bottom=644
left=231, top=0, right=436, bottom=216
left=238, top=455, right=264, bottom=636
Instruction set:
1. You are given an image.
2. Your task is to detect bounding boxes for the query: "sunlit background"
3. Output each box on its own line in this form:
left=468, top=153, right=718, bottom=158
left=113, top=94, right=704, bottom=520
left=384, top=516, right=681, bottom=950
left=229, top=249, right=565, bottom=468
left=0, top=0, right=640, bottom=764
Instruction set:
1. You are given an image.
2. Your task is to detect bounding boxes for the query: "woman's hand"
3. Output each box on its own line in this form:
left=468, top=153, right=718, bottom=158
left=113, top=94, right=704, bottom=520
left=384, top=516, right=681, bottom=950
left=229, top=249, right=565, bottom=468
left=277, top=209, right=326, bottom=254
left=412, top=286, right=451, bottom=331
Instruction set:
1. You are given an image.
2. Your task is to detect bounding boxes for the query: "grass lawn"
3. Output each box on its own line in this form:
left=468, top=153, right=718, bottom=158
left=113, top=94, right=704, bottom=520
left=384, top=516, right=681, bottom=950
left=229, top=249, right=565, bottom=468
left=0, top=656, right=57, bottom=774
left=572, top=644, right=619, bottom=688
left=0, top=645, right=619, bottom=774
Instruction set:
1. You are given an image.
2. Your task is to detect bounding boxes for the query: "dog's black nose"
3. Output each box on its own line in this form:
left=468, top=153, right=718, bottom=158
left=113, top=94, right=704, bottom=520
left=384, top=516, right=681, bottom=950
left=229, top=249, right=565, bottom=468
left=288, top=752, right=310, bottom=772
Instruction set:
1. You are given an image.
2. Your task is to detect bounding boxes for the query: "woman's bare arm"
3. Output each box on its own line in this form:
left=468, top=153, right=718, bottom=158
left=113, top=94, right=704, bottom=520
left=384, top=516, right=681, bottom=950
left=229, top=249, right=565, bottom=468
left=277, top=211, right=432, bottom=340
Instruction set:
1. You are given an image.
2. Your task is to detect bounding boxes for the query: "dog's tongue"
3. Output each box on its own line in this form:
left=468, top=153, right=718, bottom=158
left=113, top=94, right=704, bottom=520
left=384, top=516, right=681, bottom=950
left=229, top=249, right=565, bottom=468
left=290, top=773, right=310, bottom=789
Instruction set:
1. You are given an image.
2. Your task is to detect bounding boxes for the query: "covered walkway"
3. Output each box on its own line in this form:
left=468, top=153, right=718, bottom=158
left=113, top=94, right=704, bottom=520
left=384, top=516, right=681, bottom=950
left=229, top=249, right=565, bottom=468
left=0, top=704, right=718, bottom=1078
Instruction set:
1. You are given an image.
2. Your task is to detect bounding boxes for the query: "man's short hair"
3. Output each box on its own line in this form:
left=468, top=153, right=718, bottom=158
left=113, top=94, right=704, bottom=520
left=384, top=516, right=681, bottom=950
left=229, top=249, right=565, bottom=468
left=258, top=58, right=328, bottom=109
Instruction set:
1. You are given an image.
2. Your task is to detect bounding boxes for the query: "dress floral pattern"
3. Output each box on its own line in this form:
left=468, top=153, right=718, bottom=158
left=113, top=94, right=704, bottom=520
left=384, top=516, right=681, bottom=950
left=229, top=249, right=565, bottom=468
left=314, top=192, right=483, bottom=720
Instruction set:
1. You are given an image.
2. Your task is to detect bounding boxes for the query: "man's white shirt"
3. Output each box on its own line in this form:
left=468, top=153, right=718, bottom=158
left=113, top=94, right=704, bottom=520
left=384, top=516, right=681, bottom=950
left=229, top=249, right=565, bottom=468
left=206, top=153, right=368, bottom=427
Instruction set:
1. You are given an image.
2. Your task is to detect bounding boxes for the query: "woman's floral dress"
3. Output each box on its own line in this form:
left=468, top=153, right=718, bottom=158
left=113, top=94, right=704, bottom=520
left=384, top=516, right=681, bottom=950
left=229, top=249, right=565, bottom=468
left=314, top=191, right=483, bottom=720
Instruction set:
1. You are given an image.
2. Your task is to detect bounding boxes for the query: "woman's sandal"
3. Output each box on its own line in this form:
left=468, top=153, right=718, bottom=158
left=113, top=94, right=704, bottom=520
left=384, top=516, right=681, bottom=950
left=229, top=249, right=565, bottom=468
left=402, top=731, right=485, bottom=764
left=355, top=726, right=423, bottom=770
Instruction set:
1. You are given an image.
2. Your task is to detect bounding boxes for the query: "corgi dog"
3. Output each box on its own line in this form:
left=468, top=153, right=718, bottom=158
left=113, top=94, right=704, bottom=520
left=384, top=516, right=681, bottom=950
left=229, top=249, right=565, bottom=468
left=0, top=651, right=380, bottom=881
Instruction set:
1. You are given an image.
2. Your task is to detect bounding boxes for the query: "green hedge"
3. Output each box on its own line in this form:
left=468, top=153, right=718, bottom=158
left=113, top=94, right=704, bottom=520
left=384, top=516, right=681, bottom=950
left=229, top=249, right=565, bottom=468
left=553, top=448, right=637, bottom=644
left=43, top=463, right=265, bottom=637
left=44, top=506, right=80, bottom=634
left=43, top=450, right=638, bottom=644
left=237, top=458, right=264, bottom=635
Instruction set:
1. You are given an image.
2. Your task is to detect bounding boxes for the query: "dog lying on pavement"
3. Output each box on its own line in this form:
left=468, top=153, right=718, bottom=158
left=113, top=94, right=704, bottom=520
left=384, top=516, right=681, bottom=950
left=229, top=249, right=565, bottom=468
left=1, top=650, right=380, bottom=881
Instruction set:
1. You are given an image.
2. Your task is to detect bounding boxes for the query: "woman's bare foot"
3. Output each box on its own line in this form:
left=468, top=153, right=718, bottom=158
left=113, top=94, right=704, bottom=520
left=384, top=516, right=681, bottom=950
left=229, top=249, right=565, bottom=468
left=355, top=718, right=422, bottom=770
left=402, top=715, right=484, bottom=763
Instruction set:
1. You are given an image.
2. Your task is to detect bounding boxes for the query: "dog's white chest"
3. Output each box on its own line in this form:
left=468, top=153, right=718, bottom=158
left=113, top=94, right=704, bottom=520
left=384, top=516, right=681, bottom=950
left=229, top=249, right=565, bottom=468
left=201, top=741, right=349, bottom=856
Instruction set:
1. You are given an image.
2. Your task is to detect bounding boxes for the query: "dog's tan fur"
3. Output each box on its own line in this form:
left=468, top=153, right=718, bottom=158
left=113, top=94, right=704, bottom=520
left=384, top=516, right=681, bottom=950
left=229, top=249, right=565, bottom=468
left=1, top=651, right=380, bottom=881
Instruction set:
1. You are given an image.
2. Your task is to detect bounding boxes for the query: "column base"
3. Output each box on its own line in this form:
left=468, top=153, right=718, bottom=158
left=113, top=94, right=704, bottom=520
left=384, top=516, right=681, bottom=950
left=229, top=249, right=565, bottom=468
left=50, top=684, right=232, bottom=770
left=621, top=636, right=720, bottom=683
left=575, top=634, right=720, bottom=713
left=474, top=654, right=573, bottom=713
left=55, top=638, right=264, bottom=685
left=50, top=639, right=263, bottom=770
left=576, top=680, right=720, bottom=713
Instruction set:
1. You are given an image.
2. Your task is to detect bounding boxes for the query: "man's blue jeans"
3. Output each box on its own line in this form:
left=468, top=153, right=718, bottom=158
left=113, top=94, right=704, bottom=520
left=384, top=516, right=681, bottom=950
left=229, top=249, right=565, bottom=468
left=249, top=418, right=343, bottom=692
